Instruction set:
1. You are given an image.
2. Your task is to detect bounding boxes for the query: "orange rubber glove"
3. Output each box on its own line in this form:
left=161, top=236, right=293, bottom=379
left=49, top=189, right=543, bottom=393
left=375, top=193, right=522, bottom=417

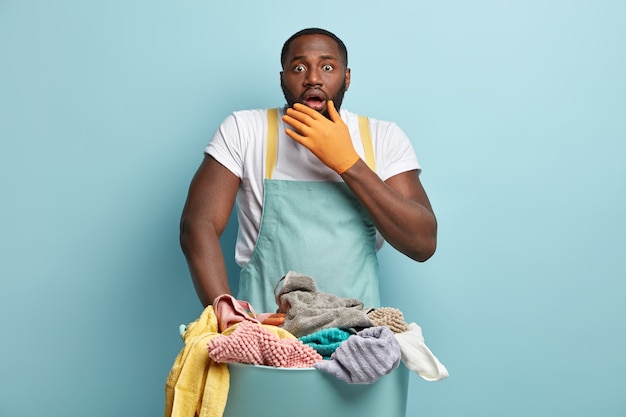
left=282, top=100, right=360, bottom=174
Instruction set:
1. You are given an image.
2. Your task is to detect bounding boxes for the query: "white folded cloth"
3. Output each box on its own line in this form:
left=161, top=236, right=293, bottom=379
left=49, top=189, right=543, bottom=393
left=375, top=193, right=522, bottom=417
left=395, top=322, right=449, bottom=382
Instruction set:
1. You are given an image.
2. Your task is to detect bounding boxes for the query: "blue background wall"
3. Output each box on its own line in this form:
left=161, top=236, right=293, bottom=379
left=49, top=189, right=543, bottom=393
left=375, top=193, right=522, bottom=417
left=1, top=1, right=625, bottom=416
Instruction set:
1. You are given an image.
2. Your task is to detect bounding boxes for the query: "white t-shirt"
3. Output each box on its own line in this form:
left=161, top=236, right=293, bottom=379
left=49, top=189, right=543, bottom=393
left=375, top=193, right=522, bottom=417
left=205, top=107, right=421, bottom=267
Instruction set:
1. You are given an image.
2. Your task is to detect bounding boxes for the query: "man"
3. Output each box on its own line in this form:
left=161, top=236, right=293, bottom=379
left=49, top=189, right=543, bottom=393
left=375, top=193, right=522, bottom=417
left=180, top=28, right=437, bottom=312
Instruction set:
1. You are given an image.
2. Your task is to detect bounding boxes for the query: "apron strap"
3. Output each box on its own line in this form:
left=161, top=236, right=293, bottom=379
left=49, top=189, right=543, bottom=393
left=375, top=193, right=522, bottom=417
left=265, top=108, right=376, bottom=179
left=358, top=115, right=376, bottom=172
left=265, top=108, right=279, bottom=180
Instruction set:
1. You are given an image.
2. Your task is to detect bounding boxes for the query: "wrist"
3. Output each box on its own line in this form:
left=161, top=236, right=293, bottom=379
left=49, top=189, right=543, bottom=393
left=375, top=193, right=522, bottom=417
left=336, top=153, right=360, bottom=174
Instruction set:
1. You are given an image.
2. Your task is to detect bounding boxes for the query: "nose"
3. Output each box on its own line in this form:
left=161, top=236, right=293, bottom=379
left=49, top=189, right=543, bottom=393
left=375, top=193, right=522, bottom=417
left=304, top=67, right=322, bottom=87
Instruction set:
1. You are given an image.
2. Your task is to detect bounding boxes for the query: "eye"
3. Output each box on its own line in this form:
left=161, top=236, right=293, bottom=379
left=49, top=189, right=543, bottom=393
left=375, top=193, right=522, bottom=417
left=322, top=64, right=334, bottom=71
left=294, top=65, right=306, bottom=72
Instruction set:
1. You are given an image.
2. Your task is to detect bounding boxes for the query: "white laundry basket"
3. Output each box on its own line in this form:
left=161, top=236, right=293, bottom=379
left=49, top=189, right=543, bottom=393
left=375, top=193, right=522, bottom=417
left=222, top=362, right=409, bottom=417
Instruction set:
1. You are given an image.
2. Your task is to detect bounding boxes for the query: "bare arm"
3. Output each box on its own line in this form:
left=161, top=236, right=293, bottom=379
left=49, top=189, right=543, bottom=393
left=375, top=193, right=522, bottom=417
left=340, top=160, right=437, bottom=262
left=179, top=155, right=240, bottom=306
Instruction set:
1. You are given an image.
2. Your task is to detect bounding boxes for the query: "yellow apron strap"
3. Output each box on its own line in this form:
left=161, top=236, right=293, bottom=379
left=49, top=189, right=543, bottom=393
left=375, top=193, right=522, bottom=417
left=265, top=108, right=279, bottom=179
left=358, top=115, right=376, bottom=172
left=266, top=109, right=375, bottom=178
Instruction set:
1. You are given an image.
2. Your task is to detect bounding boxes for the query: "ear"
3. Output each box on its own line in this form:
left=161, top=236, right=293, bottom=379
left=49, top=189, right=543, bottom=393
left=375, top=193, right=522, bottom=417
left=280, top=71, right=284, bottom=83
left=344, top=68, right=351, bottom=91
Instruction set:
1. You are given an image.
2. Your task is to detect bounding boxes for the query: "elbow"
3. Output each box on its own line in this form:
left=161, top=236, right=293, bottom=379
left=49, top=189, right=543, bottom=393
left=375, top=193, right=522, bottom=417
left=179, top=216, right=195, bottom=257
left=415, top=237, right=437, bottom=262
left=408, top=224, right=437, bottom=262
left=179, top=214, right=220, bottom=257
left=394, top=234, right=436, bottom=263
left=388, top=219, right=437, bottom=262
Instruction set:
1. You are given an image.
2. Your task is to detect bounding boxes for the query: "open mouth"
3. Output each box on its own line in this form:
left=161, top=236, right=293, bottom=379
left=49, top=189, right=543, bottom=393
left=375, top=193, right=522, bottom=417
left=302, top=90, right=327, bottom=111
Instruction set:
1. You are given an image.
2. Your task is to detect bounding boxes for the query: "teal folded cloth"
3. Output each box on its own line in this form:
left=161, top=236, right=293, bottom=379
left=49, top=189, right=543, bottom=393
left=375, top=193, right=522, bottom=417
left=298, top=328, right=354, bottom=359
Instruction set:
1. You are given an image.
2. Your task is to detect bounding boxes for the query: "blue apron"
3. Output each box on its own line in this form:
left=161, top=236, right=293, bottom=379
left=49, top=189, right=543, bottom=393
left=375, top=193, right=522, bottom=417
left=237, top=108, right=380, bottom=312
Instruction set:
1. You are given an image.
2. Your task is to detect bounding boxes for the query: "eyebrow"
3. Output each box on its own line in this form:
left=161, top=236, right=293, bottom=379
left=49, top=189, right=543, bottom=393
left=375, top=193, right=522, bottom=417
left=288, top=54, right=339, bottom=64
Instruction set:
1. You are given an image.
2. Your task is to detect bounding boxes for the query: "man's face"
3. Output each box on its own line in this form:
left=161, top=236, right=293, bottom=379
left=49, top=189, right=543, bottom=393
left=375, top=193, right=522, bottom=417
left=280, top=34, right=351, bottom=117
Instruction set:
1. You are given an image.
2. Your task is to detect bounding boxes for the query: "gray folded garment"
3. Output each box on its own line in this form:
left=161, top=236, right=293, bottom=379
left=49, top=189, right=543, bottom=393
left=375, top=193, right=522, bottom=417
left=275, top=271, right=374, bottom=338
left=314, top=326, right=401, bottom=384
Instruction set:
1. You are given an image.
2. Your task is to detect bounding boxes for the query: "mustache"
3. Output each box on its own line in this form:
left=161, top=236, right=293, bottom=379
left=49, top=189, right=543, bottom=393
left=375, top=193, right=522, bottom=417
left=301, top=88, right=328, bottom=102
left=280, top=80, right=347, bottom=113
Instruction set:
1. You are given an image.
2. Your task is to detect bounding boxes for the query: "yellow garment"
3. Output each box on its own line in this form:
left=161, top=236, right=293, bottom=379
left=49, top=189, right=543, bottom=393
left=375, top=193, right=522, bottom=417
left=165, top=306, right=230, bottom=417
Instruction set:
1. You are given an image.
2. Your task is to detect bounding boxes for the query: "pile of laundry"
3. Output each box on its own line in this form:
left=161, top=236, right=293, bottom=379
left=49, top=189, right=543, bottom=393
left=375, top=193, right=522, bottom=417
left=165, top=271, right=448, bottom=417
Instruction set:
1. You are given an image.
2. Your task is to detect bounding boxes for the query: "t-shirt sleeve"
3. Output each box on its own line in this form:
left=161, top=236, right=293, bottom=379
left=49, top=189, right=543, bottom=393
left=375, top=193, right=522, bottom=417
left=373, top=121, right=421, bottom=181
left=204, top=113, right=245, bottom=178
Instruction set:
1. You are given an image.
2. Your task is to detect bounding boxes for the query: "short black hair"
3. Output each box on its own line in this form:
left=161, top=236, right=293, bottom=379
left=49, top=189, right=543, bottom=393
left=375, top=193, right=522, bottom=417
left=280, top=28, right=348, bottom=68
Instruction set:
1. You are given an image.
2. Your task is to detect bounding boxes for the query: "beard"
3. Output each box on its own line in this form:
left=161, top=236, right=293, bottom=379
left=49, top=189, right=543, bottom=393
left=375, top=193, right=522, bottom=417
left=281, top=79, right=348, bottom=119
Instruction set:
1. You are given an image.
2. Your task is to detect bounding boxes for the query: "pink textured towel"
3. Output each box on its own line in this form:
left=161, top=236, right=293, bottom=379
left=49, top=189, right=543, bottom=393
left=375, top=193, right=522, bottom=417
left=207, top=321, right=323, bottom=368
